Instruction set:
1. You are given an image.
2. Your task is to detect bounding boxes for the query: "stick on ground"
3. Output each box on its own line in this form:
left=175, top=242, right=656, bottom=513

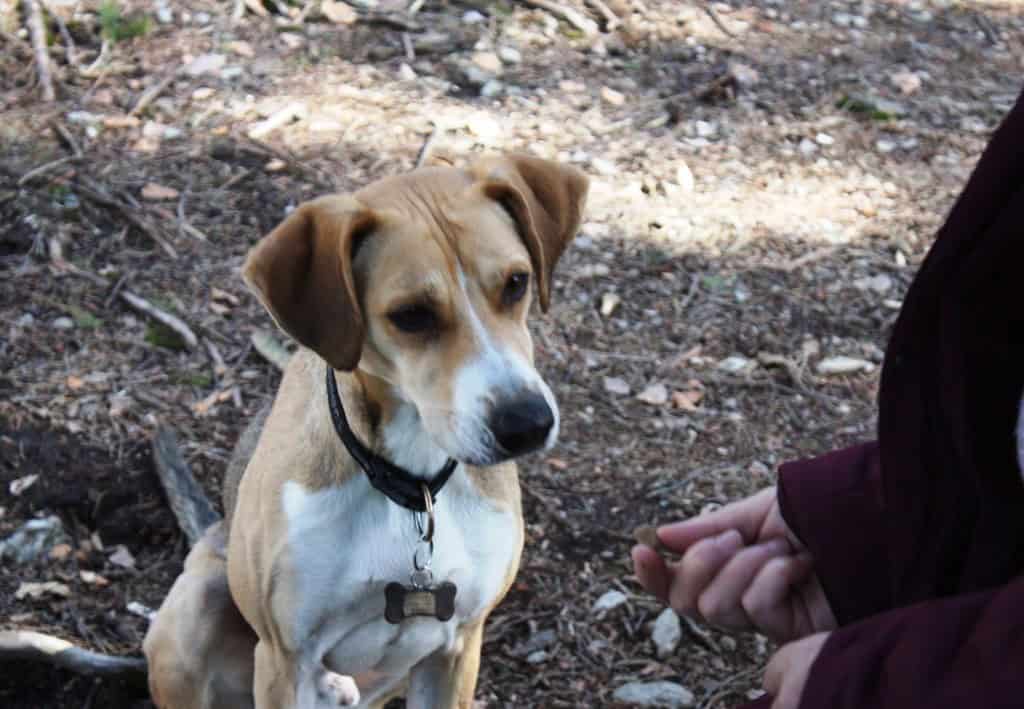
left=24, top=0, right=55, bottom=101
left=151, top=426, right=220, bottom=546
left=0, top=630, right=147, bottom=681
left=119, top=291, right=198, bottom=349
left=516, top=0, right=599, bottom=37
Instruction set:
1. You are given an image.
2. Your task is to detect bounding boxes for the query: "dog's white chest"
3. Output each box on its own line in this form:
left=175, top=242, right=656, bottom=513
left=279, top=472, right=518, bottom=699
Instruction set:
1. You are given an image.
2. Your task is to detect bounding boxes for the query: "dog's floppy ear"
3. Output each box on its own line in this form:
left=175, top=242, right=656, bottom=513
left=242, top=195, right=376, bottom=371
left=472, top=154, right=589, bottom=311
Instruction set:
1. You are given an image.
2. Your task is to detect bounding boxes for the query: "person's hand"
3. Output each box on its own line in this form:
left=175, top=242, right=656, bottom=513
left=631, top=487, right=836, bottom=642
left=763, top=631, right=830, bottom=709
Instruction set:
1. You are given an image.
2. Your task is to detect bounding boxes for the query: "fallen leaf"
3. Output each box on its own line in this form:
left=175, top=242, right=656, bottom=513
left=671, top=389, right=704, bottom=411
left=15, top=581, right=71, bottom=600
left=636, top=383, right=669, bottom=406
left=547, top=458, right=569, bottom=470
left=66, top=375, right=84, bottom=391
left=108, top=546, right=136, bottom=569
left=80, top=570, right=110, bottom=587
left=10, top=474, right=39, bottom=496
left=141, top=182, right=179, bottom=201
left=49, top=543, right=73, bottom=561
left=322, top=0, right=357, bottom=23
left=603, top=377, right=631, bottom=396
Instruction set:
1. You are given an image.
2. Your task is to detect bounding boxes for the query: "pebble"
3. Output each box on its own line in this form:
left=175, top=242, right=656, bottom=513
left=592, top=589, right=628, bottom=613
left=854, top=274, right=893, bottom=293
left=462, top=9, right=486, bottom=24
left=612, top=681, right=695, bottom=708
left=155, top=6, right=173, bottom=24
left=718, top=355, right=754, bottom=374
left=526, top=650, right=548, bottom=664
left=816, top=356, right=876, bottom=375
left=498, top=46, right=522, bottom=64
left=876, top=139, right=897, bottom=154
left=0, top=517, right=68, bottom=565
left=184, top=53, right=226, bottom=77
left=398, top=63, right=417, bottom=81
left=590, top=157, right=616, bottom=176
left=52, top=316, right=74, bottom=330
left=694, top=120, right=717, bottom=138
left=480, top=80, right=504, bottom=98
left=651, top=608, right=682, bottom=659
left=798, top=138, right=818, bottom=155
left=601, top=86, right=626, bottom=106
left=815, top=132, right=834, bottom=146
left=471, top=51, right=503, bottom=75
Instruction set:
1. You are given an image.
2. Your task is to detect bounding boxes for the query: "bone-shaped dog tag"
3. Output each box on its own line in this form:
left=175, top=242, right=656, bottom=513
left=384, top=581, right=457, bottom=624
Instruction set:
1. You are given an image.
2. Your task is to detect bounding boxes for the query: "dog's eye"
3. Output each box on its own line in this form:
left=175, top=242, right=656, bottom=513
left=388, top=304, right=438, bottom=334
left=502, top=272, right=530, bottom=306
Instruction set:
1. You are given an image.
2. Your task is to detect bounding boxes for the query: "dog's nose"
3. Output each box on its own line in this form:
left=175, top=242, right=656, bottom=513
left=489, top=394, right=554, bottom=456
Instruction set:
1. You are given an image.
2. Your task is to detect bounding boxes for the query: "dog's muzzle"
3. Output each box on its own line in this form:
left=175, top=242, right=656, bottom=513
left=488, top=393, right=555, bottom=457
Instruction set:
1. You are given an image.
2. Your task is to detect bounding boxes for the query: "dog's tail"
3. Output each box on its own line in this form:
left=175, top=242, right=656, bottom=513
left=152, top=427, right=221, bottom=547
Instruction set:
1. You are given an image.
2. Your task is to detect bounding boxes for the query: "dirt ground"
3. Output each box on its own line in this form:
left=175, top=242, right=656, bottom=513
left=1, top=0, right=1022, bottom=706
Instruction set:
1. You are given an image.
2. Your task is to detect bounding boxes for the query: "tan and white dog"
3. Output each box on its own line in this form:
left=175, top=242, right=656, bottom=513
left=143, top=154, right=588, bottom=709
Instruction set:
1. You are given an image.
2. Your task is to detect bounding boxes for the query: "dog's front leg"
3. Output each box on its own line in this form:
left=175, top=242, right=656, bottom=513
left=254, top=641, right=360, bottom=709
left=405, top=622, right=485, bottom=709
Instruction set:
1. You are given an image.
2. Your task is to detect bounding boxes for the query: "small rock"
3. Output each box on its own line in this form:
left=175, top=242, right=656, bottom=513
left=480, top=80, right=504, bottom=98
left=322, top=0, right=358, bottom=24
left=142, top=121, right=170, bottom=139
left=192, top=87, right=215, bottom=101
left=854, top=274, right=893, bottom=293
left=651, top=608, right=682, bottom=659
left=155, top=6, right=173, bottom=24
left=592, top=589, right=628, bottom=614
left=462, top=9, right=486, bottom=24
left=52, top=317, right=74, bottom=330
left=526, top=650, right=548, bottom=664
left=0, top=516, right=68, bottom=565
left=461, top=65, right=493, bottom=88
left=832, top=12, right=852, bottom=27
left=184, top=53, right=226, bottom=77
left=694, top=120, right=716, bottom=138
left=728, top=61, right=759, bottom=87
left=890, top=70, right=922, bottom=95
left=398, top=63, right=417, bottom=81
left=509, top=629, right=557, bottom=657
left=601, top=86, right=626, bottom=106
left=194, top=11, right=211, bottom=24
left=109, top=545, right=136, bottom=569
left=675, top=162, right=695, bottom=192
left=127, top=601, right=157, bottom=621
left=15, top=313, right=35, bottom=328
left=816, top=356, right=875, bottom=375
left=471, top=51, right=503, bottom=75
left=228, top=40, right=254, bottom=58
left=612, top=681, right=695, bottom=708
left=815, top=132, right=834, bottom=146
left=603, top=377, right=631, bottom=397
left=15, top=581, right=71, bottom=600
left=498, top=46, right=522, bottom=64
left=875, top=139, right=897, bottom=154
left=66, top=111, right=103, bottom=125
left=798, top=138, right=818, bottom=155
left=80, top=569, right=110, bottom=586
left=636, top=383, right=669, bottom=406
left=590, top=157, right=615, bottom=176
left=718, top=355, right=754, bottom=374
left=220, top=66, right=244, bottom=80
left=600, top=292, right=621, bottom=317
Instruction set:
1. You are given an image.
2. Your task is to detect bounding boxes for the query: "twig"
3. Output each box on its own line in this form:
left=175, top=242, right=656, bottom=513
left=408, top=0, right=426, bottom=15
left=17, top=156, right=74, bottom=186
left=40, top=0, right=77, bottom=67
left=50, top=120, right=83, bottom=157
left=120, top=291, right=198, bottom=349
left=176, top=180, right=208, bottom=242
left=151, top=426, right=220, bottom=546
left=775, top=245, right=841, bottom=273
left=0, top=630, right=147, bottom=681
left=516, top=0, right=599, bottom=37
left=78, top=39, right=111, bottom=79
left=251, top=329, right=292, bottom=371
left=701, top=0, right=736, bottom=38
left=24, top=0, right=56, bottom=101
left=356, top=10, right=424, bottom=32
left=75, top=179, right=178, bottom=259
left=130, top=70, right=180, bottom=117
left=231, top=0, right=248, bottom=24
left=103, top=271, right=131, bottom=309
left=401, top=31, right=415, bottom=61
left=584, top=0, right=619, bottom=30
left=414, top=122, right=441, bottom=169
left=0, top=30, right=35, bottom=60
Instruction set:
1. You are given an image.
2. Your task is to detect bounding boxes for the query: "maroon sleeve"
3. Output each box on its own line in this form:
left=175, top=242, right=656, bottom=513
left=776, top=443, right=891, bottom=626
left=798, top=576, right=1024, bottom=708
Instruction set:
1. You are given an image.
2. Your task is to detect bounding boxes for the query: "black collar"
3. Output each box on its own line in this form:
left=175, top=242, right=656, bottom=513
left=326, top=366, right=458, bottom=513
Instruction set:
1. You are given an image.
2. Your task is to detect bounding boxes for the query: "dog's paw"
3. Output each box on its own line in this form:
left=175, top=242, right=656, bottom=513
left=317, top=671, right=360, bottom=706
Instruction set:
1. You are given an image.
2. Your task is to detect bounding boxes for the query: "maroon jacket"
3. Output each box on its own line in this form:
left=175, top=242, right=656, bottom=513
left=743, top=87, right=1024, bottom=708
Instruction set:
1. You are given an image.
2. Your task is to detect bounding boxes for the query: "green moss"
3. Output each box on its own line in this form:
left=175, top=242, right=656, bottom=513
left=99, top=1, right=149, bottom=42
left=145, top=323, right=187, bottom=350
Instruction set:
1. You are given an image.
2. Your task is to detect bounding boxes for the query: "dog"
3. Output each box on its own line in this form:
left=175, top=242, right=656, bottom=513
left=143, top=153, right=588, bottom=708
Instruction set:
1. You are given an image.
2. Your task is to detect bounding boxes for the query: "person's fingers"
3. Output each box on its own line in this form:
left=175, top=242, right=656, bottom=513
left=763, top=642, right=792, bottom=700
left=667, top=529, right=744, bottom=615
left=696, top=538, right=791, bottom=630
left=632, top=544, right=671, bottom=602
left=657, top=487, right=776, bottom=553
left=742, top=553, right=815, bottom=642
